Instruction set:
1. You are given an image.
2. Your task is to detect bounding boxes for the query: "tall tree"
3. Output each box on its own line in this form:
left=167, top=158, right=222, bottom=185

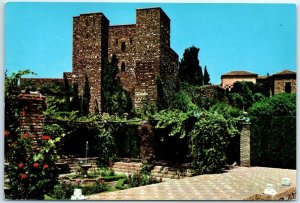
left=203, top=65, right=210, bottom=85
left=179, top=46, right=203, bottom=86
left=81, top=74, right=90, bottom=116
left=70, top=82, right=81, bottom=112
left=102, top=54, right=132, bottom=114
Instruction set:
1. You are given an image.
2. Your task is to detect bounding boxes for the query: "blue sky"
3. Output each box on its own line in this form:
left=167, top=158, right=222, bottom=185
left=5, top=2, right=296, bottom=84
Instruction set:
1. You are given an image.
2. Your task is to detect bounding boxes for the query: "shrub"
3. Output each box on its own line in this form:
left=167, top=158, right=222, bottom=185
left=5, top=126, right=65, bottom=199
left=190, top=112, right=237, bottom=174
left=49, top=181, right=76, bottom=200
left=48, top=180, right=108, bottom=200
left=81, top=180, right=108, bottom=195
left=209, top=102, right=242, bottom=118
left=94, top=124, right=116, bottom=167
left=116, top=178, right=128, bottom=190
left=249, top=93, right=296, bottom=168
left=127, top=173, right=159, bottom=188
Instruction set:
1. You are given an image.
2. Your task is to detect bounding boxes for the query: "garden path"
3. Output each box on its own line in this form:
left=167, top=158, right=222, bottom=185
left=87, top=166, right=296, bottom=200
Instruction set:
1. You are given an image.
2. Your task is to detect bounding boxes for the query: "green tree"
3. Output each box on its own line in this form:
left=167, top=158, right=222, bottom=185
left=81, top=74, right=90, bottom=116
left=179, top=46, right=203, bottom=86
left=102, top=54, right=132, bottom=115
left=63, top=73, right=72, bottom=111
left=203, top=66, right=210, bottom=85
left=69, top=83, right=81, bottom=112
left=228, top=81, right=265, bottom=110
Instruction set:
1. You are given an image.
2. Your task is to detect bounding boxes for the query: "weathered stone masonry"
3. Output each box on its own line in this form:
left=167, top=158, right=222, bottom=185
left=19, top=93, right=47, bottom=148
left=72, top=13, right=109, bottom=113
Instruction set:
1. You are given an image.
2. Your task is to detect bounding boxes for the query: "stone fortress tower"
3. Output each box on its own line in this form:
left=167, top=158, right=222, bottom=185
left=21, top=7, right=179, bottom=114
left=70, top=7, right=179, bottom=113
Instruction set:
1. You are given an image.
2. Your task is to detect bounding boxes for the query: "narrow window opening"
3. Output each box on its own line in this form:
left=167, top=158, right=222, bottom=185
left=115, top=39, right=118, bottom=46
left=121, top=42, right=126, bottom=52
left=130, top=38, right=133, bottom=45
left=121, top=62, right=125, bottom=72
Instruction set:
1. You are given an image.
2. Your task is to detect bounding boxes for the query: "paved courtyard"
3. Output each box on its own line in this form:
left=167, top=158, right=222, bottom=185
left=87, top=166, right=296, bottom=200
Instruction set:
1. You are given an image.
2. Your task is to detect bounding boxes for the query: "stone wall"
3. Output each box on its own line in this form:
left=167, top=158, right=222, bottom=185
left=240, top=122, right=250, bottom=167
left=72, top=13, right=109, bottom=113
left=273, top=78, right=296, bottom=94
left=20, top=78, right=64, bottom=86
left=18, top=93, right=47, bottom=149
left=199, top=85, right=226, bottom=101
left=108, top=25, right=137, bottom=95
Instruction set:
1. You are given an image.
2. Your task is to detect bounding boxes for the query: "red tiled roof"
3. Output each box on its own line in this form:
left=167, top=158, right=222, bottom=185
left=273, top=69, right=296, bottom=76
left=222, top=71, right=258, bottom=76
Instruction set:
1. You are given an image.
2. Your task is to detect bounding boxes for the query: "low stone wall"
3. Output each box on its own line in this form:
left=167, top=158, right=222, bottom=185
left=112, top=162, right=143, bottom=174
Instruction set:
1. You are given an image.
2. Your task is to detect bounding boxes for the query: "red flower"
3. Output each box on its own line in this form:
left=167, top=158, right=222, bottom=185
left=41, top=135, right=50, bottom=140
left=22, top=132, right=29, bottom=138
left=43, top=164, right=49, bottom=169
left=18, top=162, right=24, bottom=169
left=4, top=130, right=10, bottom=137
left=33, top=162, right=39, bottom=168
left=21, top=174, right=28, bottom=179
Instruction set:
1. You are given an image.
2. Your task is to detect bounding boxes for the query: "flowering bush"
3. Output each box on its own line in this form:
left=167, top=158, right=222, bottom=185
left=127, top=172, right=159, bottom=188
left=5, top=124, right=65, bottom=200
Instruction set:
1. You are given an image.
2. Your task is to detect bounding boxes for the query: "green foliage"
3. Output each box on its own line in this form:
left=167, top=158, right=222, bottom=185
left=228, top=81, right=265, bottom=110
left=153, top=110, right=195, bottom=139
left=249, top=93, right=296, bottom=168
left=94, top=124, right=117, bottom=167
left=5, top=125, right=65, bottom=199
left=114, top=124, right=140, bottom=158
left=48, top=180, right=108, bottom=200
left=139, top=162, right=153, bottom=175
left=179, top=46, right=203, bottom=86
left=5, top=70, right=35, bottom=130
left=190, top=112, right=237, bottom=174
left=37, top=82, right=65, bottom=97
left=81, top=181, right=108, bottom=195
left=249, top=93, right=296, bottom=116
left=70, top=83, right=81, bottom=112
left=102, top=54, right=132, bottom=115
left=127, top=173, right=159, bottom=188
left=81, top=74, right=90, bottom=116
left=116, top=178, right=128, bottom=190
left=209, top=102, right=242, bottom=119
left=203, top=65, right=210, bottom=85
left=169, top=90, right=199, bottom=112
left=48, top=181, right=76, bottom=200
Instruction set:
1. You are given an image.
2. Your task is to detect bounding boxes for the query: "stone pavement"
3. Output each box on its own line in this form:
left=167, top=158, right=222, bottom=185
left=87, top=167, right=296, bottom=200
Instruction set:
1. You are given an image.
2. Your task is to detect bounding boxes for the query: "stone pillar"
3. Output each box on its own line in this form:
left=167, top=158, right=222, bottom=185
left=240, top=121, right=251, bottom=167
left=19, top=92, right=46, bottom=148
left=138, top=121, right=155, bottom=164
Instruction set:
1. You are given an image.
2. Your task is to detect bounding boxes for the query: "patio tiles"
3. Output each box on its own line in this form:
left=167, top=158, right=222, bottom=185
left=87, top=166, right=296, bottom=200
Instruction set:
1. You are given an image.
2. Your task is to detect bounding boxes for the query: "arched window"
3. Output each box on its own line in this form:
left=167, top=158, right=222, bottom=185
left=121, top=62, right=125, bottom=72
left=121, top=42, right=126, bottom=52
